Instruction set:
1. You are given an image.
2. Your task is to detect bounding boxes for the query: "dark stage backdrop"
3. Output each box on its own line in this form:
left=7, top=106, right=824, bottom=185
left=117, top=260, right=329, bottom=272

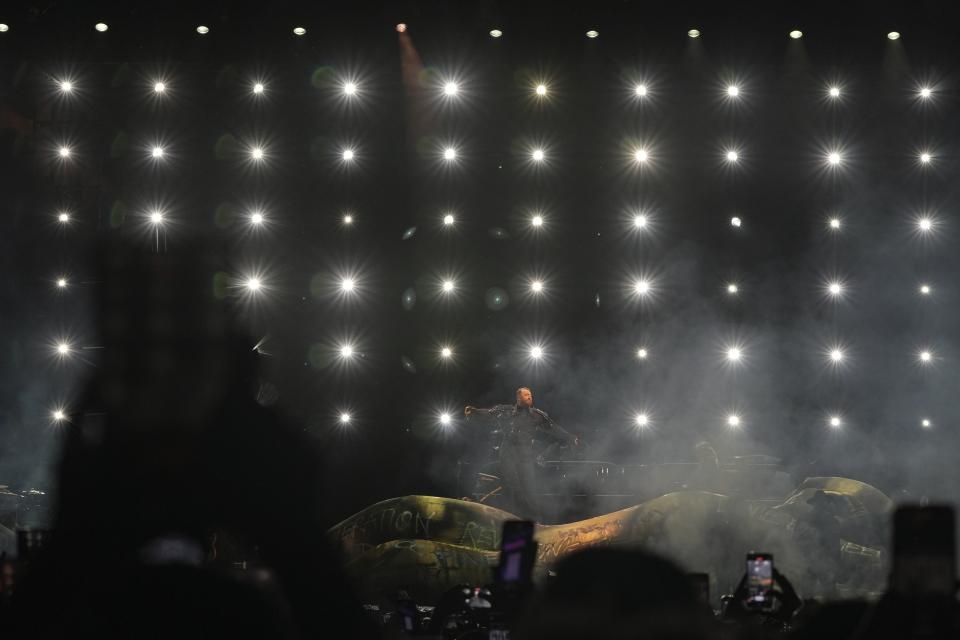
left=1, top=1, right=959, bottom=522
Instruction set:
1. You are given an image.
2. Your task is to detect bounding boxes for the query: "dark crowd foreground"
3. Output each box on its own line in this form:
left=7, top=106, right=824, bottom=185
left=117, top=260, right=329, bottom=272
left=0, top=240, right=956, bottom=639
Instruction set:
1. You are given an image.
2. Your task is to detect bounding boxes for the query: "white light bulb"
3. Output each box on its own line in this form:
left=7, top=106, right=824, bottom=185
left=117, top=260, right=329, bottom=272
left=531, top=215, right=544, bottom=227
left=196, top=25, right=209, bottom=34
left=920, top=350, right=932, bottom=362
left=58, top=212, right=70, bottom=223
left=442, top=280, right=455, bottom=293
left=293, top=27, right=306, bottom=36
left=634, top=280, right=650, bottom=295
left=531, top=280, right=543, bottom=293
left=919, top=87, right=931, bottom=98
left=343, top=214, right=354, bottom=225
left=828, top=152, right=842, bottom=165
left=586, top=30, right=599, bottom=38
left=727, top=347, right=741, bottom=362
left=830, top=349, right=844, bottom=362
left=830, top=416, right=841, bottom=428
left=726, top=150, right=739, bottom=162
left=489, top=29, right=503, bottom=38
left=443, top=147, right=456, bottom=160
left=339, top=412, right=351, bottom=424
left=535, top=84, right=547, bottom=96
left=440, top=413, right=452, bottom=425
left=830, top=218, right=841, bottom=229
left=635, top=148, right=649, bottom=163
left=687, top=28, right=700, bottom=38
left=59, top=146, right=71, bottom=158
left=95, top=23, right=108, bottom=32
left=887, top=31, right=901, bottom=41
left=250, top=212, right=264, bottom=225
left=727, top=414, right=740, bottom=427
left=920, top=153, right=931, bottom=164
left=52, top=410, right=66, bottom=421
left=441, top=347, right=453, bottom=358
left=343, top=82, right=357, bottom=95
left=443, top=214, right=454, bottom=226
left=829, top=86, right=840, bottom=97
left=635, top=413, right=649, bottom=427
left=727, top=85, right=740, bottom=97
left=443, top=82, right=458, bottom=96
left=253, top=82, right=265, bottom=94
left=920, top=284, right=931, bottom=295
left=828, top=282, right=842, bottom=295
left=154, top=82, right=166, bottom=93
left=245, top=278, right=261, bottom=291
left=150, top=211, right=163, bottom=225
left=635, top=84, right=648, bottom=97
left=730, top=216, right=742, bottom=227
left=789, top=30, right=803, bottom=39
left=532, top=149, right=545, bottom=161
left=56, top=278, right=68, bottom=288
left=341, top=278, right=355, bottom=292
left=151, top=146, right=164, bottom=158
left=340, top=344, right=354, bottom=358
left=922, top=418, right=931, bottom=428
left=60, top=81, right=73, bottom=93
left=251, top=147, right=264, bottom=160
left=918, top=218, right=932, bottom=231
left=727, top=284, right=738, bottom=294
left=342, top=149, right=355, bottom=161
left=634, top=215, right=647, bottom=229
left=530, top=346, right=543, bottom=359
left=56, top=342, right=70, bottom=355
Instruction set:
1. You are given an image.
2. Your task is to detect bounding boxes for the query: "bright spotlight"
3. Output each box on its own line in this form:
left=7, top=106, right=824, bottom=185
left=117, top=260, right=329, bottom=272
left=789, top=30, right=803, bottom=39
left=245, top=277, right=262, bottom=292
left=339, top=412, right=351, bottom=424
left=443, top=147, right=456, bottom=161
left=249, top=211, right=264, bottom=225
left=56, top=278, right=68, bottom=288
left=828, top=282, right=843, bottom=296
left=633, top=214, right=647, bottom=229
left=635, top=413, right=649, bottom=427
left=441, top=280, right=455, bottom=293
left=439, top=412, right=452, bottom=426
left=343, top=82, right=357, bottom=96
left=919, top=87, right=931, bottom=98
left=830, top=218, right=841, bottom=229
left=920, top=284, right=931, bottom=295
left=531, top=215, right=544, bottom=227
left=95, top=23, right=108, bottom=32
left=887, top=31, right=901, bottom=40
left=725, top=150, right=739, bottom=162
left=634, top=148, right=649, bottom=163
left=59, top=146, right=71, bottom=158
left=730, top=216, right=742, bottom=228
left=727, top=283, right=739, bottom=294
left=52, top=410, right=67, bottom=422
left=440, top=346, right=453, bottom=359
left=154, top=82, right=166, bottom=94
left=196, top=25, right=209, bottom=34
left=337, top=277, right=355, bottom=293
left=830, top=348, right=844, bottom=363
left=149, top=211, right=164, bottom=225
left=920, top=152, right=932, bottom=164
left=443, top=213, right=454, bottom=226
left=532, top=149, right=545, bottom=161
left=253, top=82, right=265, bottom=94
left=342, top=214, right=354, bottom=225
left=342, top=149, right=355, bottom=161
left=530, top=280, right=544, bottom=293
left=586, top=30, right=599, bottom=38
left=395, top=23, right=407, bottom=33
left=828, top=152, right=842, bottom=165
left=56, top=342, right=71, bottom=355
left=634, top=279, right=651, bottom=296
left=60, top=81, right=73, bottom=93
left=687, top=28, right=700, bottom=38
left=251, top=147, right=264, bottom=161
left=490, top=29, right=503, bottom=38
left=151, top=146, right=164, bottom=158
left=829, top=86, right=841, bottom=98
left=293, top=27, right=306, bottom=36
left=339, top=344, right=354, bottom=358
left=726, top=347, right=741, bottom=362
left=530, top=345, right=544, bottom=360
left=635, top=84, right=648, bottom=97
left=727, top=414, right=740, bottom=427
left=918, top=218, right=933, bottom=232
left=443, top=81, right=458, bottom=96
left=922, top=418, right=931, bottom=428
left=726, top=85, right=740, bottom=97
left=0, top=24, right=8, bottom=33
left=829, top=415, right=842, bottom=428
left=58, top=212, right=70, bottom=223
left=535, top=84, right=547, bottom=96
left=919, top=350, right=932, bottom=363
left=637, top=348, right=648, bottom=359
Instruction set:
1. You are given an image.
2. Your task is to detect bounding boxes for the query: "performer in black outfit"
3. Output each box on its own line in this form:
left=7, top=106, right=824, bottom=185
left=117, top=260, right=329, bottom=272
left=464, top=387, right=578, bottom=520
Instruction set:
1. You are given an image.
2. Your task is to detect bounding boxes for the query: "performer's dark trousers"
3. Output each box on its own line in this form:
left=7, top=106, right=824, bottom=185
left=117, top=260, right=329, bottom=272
left=499, top=441, right=539, bottom=520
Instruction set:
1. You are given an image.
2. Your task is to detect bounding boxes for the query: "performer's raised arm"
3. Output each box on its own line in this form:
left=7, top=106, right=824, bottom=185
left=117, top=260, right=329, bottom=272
left=464, top=403, right=512, bottom=418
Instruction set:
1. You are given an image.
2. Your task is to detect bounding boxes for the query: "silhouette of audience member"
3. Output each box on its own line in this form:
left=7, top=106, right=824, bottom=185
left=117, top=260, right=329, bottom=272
left=13, top=235, right=376, bottom=638
left=515, top=547, right=713, bottom=640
